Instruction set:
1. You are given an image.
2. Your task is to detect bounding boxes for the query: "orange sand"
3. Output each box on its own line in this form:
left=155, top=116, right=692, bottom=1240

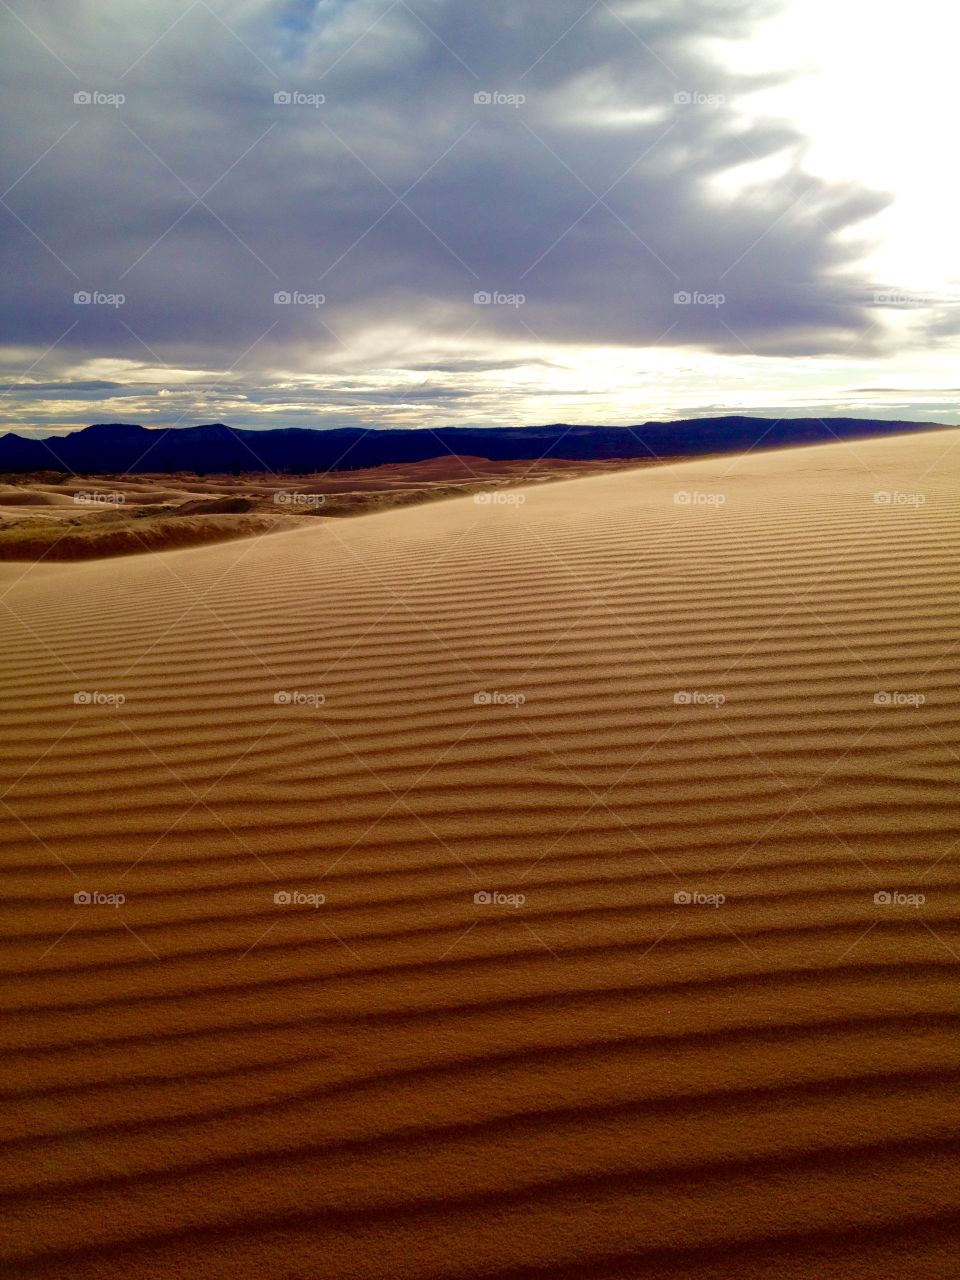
left=0, top=431, right=958, bottom=1278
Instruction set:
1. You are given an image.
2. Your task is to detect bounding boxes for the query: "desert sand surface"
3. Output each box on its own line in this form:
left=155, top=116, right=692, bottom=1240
left=0, top=454, right=654, bottom=560
left=0, top=430, right=959, bottom=1278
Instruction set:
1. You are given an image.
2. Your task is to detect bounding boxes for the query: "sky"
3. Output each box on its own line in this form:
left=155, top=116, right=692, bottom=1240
left=0, top=0, right=957, bottom=437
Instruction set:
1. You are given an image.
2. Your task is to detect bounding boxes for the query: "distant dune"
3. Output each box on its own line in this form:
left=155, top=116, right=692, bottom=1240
left=0, top=431, right=958, bottom=1278
left=0, top=486, right=77, bottom=507
left=0, top=454, right=656, bottom=560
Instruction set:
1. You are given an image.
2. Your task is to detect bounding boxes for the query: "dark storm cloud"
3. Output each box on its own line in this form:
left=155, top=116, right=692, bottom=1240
left=0, top=0, right=889, bottom=385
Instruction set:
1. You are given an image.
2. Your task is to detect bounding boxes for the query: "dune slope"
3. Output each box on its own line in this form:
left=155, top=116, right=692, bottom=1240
left=0, top=431, right=959, bottom=1278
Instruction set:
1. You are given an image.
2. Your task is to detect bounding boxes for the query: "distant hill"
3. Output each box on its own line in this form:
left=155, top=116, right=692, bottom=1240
left=0, top=417, right=948, bottom=475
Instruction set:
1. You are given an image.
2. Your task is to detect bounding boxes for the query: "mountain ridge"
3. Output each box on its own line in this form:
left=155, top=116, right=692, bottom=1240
left=0, top=416, right=949, bottom=474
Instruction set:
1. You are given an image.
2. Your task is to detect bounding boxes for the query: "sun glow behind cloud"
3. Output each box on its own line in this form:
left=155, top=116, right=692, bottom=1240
left=728, top=0, right=960, bottom=294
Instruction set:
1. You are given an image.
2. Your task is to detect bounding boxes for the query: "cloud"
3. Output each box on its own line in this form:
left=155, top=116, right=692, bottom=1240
left=0, top=0, right=905, bottom=433
left=9, top=380, right=124, bottom=393
left=406, top=358, right=559, bottom=373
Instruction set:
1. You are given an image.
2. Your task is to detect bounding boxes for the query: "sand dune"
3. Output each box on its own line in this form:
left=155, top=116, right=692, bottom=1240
left=0, top=430, right=958, bottom=1278
left=0, top=455, right=655, bottom=561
